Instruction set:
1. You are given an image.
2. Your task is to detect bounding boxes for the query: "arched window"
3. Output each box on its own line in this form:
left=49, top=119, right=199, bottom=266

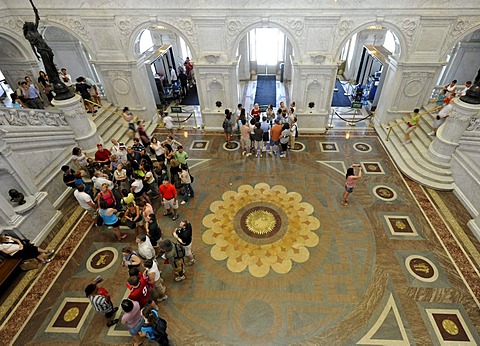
left=139, top=29, right=154, bottom=54
left=249, top=28, right=285, bottom=65
left=383, top=30, right=396, bottom=54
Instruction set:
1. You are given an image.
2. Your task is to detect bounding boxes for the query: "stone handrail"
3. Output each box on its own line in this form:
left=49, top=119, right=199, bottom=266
left=0, top=107, right=68, bottom=127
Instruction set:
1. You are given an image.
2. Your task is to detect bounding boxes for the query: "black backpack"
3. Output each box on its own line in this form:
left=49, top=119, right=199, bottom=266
left=175, top=243, right=185, bottom=259
left=153, top=316, right=169, bottom=346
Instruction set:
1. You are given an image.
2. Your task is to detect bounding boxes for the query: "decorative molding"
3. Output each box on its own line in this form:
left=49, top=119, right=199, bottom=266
left=115, top=16, right=148, bottom=49
left=165, top=17, right=198, bottom=53
left=443, top=18, right=480, bottom=54
left=0, top=109, right=68, bottom=126
left=45, top=16, right=92, bottom=45
left=337, top=19, right=354, bottom=37
left=401, top=18, right=418, bottom=52
left=0, top=16, right=24, bottom=32
left=450, top=110, right=473, bottom=123
left=466, top=117, right=480, bottom=131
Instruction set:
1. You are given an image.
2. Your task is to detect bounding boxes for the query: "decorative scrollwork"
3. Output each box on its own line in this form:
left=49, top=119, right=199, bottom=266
left=466, top=117, right=480, bottom=131
left=337, top=20, right=353, bottom=37
left=0, top=108, right=68, bottom=126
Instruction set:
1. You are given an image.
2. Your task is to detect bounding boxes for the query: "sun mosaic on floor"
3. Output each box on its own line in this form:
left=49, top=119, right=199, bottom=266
left=4, top=133, right=480, bottom=345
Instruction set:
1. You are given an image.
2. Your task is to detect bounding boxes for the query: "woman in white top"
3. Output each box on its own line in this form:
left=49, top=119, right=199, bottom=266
left=71, top=147, right=90, bottom=177
left=0, top=234, right=54, bottom=263
left=143, top=258, right=167, bottom=301
left=444, top=80, right=457, bottom=98
left=150, top=137, right=165, bottom=162
left=122, top=106, right=136, bottom=139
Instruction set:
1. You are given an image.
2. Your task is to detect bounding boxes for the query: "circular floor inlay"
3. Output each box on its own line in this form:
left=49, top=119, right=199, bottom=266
left=354, top=142, right=372, bottom=152
left=242, top=206, right=281, bottom=238
left=405, top=255, right=438, bottom=282
left=86, top=247, right=118, bottom=273
left=373, top=185, right=398, bottom=201
left=291, top=142, right=305, bottom=151
left=223, top=141, right=240, bottom=151
left=442, top=319, right=459, bottom=335
left=202, top=183, right=320, bottom=277
left=64, top=307, right=79, bottom=322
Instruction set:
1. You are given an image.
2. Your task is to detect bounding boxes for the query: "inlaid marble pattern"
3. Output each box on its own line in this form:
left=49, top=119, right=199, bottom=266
left=45, top=298, right=91, bottom=334
left=319, top=141, right=339, bottom=152
left=189, top=139, right=210, bottom=150
left=5, top=134, right=480, bottom=346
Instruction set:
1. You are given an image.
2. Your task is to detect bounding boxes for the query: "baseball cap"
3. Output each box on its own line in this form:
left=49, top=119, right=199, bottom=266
left=119, top=142, right=126, bottom=148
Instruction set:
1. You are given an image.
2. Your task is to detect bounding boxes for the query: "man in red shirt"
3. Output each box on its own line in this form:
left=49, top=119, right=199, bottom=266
left=127, top=273, right=151, bottom=308
left=269, top=120, right=283, bottom=156
left=158, top=179, right=179, bottom=220
left=94, top=143, right=112, bottom=165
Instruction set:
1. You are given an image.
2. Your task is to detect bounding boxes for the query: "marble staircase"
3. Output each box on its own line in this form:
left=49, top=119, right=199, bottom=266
left=376, top=105, right=455, bottom=191
left=90, top=103, right=159, bottom=147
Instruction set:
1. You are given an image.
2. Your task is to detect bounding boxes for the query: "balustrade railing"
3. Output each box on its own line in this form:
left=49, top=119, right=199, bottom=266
left=0, top=107, right=68, bottom=127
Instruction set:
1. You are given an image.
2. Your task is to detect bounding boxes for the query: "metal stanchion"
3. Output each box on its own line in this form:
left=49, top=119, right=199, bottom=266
left=348, top=109, right=358, bottom=126
left=176, top=112, right=184, bottom=130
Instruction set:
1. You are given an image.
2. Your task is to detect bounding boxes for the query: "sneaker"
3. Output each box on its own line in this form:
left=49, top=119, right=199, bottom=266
left=255, top=154, right=259, bottom=158
left=174, top=275, right=186, bottom=282
left=341, top=202, right=348, bottom=206
left=280, top=154, right=286, bottom=158
left=267, top=151, right=273, bottom=156
left=46, top=249, right=55, bottom=255
left=428, top=131, right=435, bottom=136
left=246, top=153, right=252, bottom=157
left=158, top=295, right=168, bottom=302
left=259, top=155, right=262, bottom=158
left=180, top=201, right=186, bottom=205
left=172, top=214, right=178, bottom=221
left=186, top=259, right=196, bottom=266
left=163, top=212, right=172, bottom=216
left=44, top=258, right=53, bottom=263
left=242, top=151, right=246, bottom=156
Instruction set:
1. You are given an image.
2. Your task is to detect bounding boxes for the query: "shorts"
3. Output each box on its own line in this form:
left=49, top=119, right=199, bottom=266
left=133, top=189, right=144, bottom=198
left=345, top=185, right=354, bottom=193
left=163, top=198, right=178, bottom=210
left=104, top=307, right=115, bottom=319
left=270, top=139, right=280, bottom=146
left=183, top=243, right=192, bottom=257
left=128, top=123, right=136, bottom=132
left=128, top=316, right=145, bottom=336
left=105, top=219, right=121, bottom=228
left=262, top=132, right=269, bottom=142
left=240, top=138, right=251, bottom=148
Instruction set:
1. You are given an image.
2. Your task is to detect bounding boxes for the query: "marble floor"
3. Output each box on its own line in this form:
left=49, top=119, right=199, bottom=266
left=2, top=129, right=480, bottom=346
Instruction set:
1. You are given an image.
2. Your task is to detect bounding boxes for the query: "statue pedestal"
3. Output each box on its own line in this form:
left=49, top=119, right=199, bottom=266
left=428, top=98, right=480, bottom=164
left=52, top=95, right=102, bottom=150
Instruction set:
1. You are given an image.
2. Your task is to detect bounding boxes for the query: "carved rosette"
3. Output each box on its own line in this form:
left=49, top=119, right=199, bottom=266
left=225, top=18, right=257, bottom=57
left=45, top=16, right=92, bottom=46
left=115, top=16, right=148, bottom=50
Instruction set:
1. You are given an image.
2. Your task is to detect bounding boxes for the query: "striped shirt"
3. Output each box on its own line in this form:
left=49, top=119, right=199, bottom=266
left=89, top=294, right=113, bottom=313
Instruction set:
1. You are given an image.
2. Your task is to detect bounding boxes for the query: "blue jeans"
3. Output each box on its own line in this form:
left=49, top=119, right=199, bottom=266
left=183, top=183, right=194, bottom=201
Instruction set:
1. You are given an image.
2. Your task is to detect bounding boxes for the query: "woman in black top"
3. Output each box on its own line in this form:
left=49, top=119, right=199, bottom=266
left=173, top=220, right=195, bottom=265
left=37, top=71, right=54, bottom=102
left=75, top=77, right=96, bottom=114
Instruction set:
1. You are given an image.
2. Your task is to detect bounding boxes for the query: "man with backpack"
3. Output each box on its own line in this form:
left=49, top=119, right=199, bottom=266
left=158, top=239, right=186, bottom=282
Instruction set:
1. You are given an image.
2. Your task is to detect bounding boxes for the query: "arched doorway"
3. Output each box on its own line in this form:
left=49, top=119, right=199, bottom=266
left=334, top=26, right=401, bottom=117
left=435, top=27, right=480, bottom=96
left=236, top=26, right=295, bottom=115
left=133, top=26, right=197, bottom=110
left=42, top=26, right=101, bottom=92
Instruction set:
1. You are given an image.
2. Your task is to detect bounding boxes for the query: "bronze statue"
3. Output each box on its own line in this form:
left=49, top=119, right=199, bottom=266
left=23, top=0, right=73, bottom=100
left=9, top=189, right=26, bottom=206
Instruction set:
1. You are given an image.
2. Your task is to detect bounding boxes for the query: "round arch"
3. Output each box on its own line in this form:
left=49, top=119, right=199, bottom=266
left=439, top=23, right=480, bottom=59
left=128, top=21, right=198, bottom=61
left=228, top=21, right=301, bottom=62
left=333, top=21, right=407, bottom=62
left=39, top=20, right=98, bottom=60
left=0, top=29, right=36, bottom=61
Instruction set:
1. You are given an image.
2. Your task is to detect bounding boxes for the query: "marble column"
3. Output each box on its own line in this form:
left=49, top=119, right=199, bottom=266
left=428, top=98, right=480, bottom=163
left=52, top=94, right=102, bottom=150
